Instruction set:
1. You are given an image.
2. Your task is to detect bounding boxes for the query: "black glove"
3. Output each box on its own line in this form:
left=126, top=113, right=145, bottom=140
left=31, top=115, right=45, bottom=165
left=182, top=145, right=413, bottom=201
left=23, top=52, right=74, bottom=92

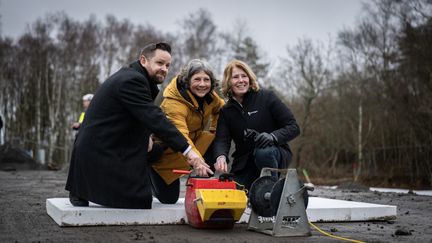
left=244, top=128, right=259, bottom=140
left=254, top=132, right=275, bottom=148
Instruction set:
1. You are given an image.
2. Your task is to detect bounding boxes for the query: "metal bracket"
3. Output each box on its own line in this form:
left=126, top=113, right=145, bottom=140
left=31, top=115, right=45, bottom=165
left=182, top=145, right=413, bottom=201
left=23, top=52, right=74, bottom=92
left=248, top=168, right=311, bottom=237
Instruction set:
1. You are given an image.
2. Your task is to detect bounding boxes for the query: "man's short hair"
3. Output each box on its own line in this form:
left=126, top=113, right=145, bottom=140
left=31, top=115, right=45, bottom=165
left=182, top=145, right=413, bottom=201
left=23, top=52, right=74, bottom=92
left=140, top=42, right=171, bottom=59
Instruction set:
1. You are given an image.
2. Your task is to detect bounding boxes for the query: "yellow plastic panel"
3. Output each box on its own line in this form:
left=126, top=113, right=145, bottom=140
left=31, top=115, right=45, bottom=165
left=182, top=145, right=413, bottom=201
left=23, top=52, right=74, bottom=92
left=195, top=189, right=247, bottom=222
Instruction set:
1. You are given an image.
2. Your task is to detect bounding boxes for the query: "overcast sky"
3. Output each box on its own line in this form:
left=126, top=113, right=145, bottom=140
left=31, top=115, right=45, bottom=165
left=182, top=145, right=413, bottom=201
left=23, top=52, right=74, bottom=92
left=0, top=0, right=364, bottom=61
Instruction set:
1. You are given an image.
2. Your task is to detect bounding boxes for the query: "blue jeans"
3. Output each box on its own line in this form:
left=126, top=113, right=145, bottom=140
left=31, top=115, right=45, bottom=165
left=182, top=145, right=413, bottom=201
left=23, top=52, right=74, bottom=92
left=254, top=146, right=281, bottom=174
left=234, top=145, right=281, bottom=190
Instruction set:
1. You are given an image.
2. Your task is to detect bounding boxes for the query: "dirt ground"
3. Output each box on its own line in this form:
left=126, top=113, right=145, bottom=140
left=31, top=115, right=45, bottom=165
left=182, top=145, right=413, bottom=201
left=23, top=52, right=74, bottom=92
left=0, top=169, right=431, bottom=243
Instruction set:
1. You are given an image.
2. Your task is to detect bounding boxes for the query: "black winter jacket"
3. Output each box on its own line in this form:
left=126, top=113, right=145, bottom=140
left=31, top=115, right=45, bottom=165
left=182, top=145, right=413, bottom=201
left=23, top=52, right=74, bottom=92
left=214, top=89, right=300, bottom=173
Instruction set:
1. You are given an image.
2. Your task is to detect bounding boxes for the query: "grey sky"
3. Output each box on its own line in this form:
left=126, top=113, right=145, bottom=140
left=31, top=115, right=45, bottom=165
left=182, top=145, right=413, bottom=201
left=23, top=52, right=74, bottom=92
left=0, top=0, right=363, bottom=61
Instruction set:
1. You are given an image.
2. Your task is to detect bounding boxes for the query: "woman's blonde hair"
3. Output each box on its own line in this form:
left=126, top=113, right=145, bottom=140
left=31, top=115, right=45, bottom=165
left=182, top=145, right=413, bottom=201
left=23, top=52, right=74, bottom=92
left=221, top=60, right=260, bottom=98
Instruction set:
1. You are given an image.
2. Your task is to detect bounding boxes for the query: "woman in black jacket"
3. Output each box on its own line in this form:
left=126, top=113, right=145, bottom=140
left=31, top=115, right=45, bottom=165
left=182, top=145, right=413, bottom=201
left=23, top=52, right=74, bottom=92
left=213, top=60, right=300, bottom=190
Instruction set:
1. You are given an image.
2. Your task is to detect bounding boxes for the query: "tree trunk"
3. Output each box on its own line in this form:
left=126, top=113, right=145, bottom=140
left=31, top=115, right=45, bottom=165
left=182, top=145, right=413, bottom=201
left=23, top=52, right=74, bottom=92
left=354, top=102, right=363, bottom=182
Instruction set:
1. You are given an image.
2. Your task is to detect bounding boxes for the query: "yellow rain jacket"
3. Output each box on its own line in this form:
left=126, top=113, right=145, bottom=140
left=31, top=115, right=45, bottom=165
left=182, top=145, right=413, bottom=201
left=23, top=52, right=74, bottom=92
left=152, top=76, right=225, bottom=184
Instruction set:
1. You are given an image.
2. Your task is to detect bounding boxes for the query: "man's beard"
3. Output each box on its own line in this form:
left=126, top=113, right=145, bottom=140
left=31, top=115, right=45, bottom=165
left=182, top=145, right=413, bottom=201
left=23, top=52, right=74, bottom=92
left=149, top=73, right=165, bottom=84
left=150, top=73, right=166, bottom=84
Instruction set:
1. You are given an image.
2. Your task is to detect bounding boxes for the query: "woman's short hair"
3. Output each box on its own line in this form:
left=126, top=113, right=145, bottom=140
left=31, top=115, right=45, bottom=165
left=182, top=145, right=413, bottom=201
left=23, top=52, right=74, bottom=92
left=177, top=59, right=216, bottom=91
left=221, top=60, right=260, bottom=98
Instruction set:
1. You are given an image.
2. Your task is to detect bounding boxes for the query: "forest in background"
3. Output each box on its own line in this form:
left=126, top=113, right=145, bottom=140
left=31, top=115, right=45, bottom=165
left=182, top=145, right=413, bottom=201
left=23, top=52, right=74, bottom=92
left=1, top=0, right=431, bottom=188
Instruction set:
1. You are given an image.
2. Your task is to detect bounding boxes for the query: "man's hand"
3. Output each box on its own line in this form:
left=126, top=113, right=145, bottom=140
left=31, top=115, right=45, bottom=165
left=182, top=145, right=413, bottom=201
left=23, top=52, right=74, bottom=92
left=214, top=155, right=228, bottom=173
left=186, top=150, right=214, bottom=177
left=254, top=132, right=275, bottom=148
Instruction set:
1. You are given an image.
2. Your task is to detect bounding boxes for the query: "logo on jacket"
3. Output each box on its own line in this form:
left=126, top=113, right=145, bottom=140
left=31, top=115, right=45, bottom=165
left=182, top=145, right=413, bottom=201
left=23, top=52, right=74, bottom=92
left=247, top=110, right=258, bottom=116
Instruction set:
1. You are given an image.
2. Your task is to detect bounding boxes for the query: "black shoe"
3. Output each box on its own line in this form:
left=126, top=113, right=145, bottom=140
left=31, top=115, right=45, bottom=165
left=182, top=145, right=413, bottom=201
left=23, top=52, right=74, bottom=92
left=69, top=192, right=89, bottom=207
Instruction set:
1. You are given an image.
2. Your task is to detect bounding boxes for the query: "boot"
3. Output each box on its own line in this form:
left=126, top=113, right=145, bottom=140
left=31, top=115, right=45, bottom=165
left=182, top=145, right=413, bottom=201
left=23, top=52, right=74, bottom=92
left=69, top=192, right=89, bottom=207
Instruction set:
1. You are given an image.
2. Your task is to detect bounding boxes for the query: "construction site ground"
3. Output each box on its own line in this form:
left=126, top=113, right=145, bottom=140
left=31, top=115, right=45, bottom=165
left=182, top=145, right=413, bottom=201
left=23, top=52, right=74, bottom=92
left=1, top=168, right=431, bottom=243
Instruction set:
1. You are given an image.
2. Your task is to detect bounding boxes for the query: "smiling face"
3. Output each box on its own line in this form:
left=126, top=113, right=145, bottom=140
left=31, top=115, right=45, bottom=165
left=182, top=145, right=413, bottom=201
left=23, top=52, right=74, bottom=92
left=140, top=49, right=171, bottom=84
left=189, top=71, right=211, bottom=98
left=230, top=66, right=250, bottom=99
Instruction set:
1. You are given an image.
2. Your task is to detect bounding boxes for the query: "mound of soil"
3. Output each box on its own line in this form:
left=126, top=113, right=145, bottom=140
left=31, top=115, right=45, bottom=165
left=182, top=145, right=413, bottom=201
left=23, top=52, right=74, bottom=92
left=0, top=143, right=44, bottom=171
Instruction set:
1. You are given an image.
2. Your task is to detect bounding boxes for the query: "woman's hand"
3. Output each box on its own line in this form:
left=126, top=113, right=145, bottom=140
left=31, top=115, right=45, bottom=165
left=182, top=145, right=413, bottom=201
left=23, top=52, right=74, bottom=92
left=214, top=155, right=228, bottom=173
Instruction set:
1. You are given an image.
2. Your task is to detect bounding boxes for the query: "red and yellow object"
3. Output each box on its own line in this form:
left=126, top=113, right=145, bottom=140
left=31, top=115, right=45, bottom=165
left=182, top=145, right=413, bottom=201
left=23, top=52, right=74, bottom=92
left=174, top=170, right=247, bottom=229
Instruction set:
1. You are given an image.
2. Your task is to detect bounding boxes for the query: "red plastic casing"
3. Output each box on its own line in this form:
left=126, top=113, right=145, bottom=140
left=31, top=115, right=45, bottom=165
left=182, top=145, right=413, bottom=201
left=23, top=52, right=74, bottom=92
left=185, top=178, right=236, bottom=228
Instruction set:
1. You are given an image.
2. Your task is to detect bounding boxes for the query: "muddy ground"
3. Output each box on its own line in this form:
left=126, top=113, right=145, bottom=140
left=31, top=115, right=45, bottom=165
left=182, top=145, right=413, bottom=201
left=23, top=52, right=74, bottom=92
left=0, top=168, right=431, bottom=243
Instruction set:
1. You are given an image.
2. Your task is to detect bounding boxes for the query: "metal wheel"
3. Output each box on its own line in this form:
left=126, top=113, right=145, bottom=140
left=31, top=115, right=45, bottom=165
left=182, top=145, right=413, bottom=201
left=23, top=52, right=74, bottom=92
left=249, top=176, right=277, bottom=217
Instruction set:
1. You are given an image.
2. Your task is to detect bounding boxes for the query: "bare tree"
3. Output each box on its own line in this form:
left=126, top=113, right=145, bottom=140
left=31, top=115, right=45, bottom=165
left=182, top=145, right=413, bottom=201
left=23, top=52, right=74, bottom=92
left=396, top=1, right=432, bottom=186
left=277, top=38, right=332, bottom=168
left=47, top=14, right=101, bottom=167
left=0, top=37, right=19, bottom=141
left=100, top=15, right=133, bottom=79
left=221, top=20, right=269, bottom=81
left=177, top=8, right=221, bottom=67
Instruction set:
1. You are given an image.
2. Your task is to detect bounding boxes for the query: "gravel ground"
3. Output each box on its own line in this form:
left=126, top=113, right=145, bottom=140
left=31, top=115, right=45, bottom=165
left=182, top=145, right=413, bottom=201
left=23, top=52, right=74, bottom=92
left=0, top=170, right=431, bottom=243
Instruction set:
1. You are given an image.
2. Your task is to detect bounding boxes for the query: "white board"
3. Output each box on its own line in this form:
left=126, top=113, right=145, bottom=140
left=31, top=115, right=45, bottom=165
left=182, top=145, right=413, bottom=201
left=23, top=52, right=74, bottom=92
left=46, top=197, right=396, bottom=227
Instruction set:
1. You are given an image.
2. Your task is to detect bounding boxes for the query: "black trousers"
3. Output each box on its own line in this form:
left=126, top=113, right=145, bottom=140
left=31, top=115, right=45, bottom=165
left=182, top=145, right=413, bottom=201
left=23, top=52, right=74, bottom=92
left=147, top=143, right=180, bottom=204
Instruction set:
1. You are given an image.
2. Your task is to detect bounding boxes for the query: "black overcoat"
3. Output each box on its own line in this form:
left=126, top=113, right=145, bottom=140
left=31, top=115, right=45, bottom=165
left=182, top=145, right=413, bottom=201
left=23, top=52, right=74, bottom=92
left=214, top=89, right=300, bottom=173
left=65, top=61, right=188, bottom=209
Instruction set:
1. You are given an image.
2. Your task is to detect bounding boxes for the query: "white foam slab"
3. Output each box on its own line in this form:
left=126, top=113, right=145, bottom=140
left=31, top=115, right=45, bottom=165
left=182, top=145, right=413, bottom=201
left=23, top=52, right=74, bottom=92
left=306, top=197, right=396, bottom=222
left=370, top=187, right=432, bottom=196
left=46, top=197, right=396, bottom=226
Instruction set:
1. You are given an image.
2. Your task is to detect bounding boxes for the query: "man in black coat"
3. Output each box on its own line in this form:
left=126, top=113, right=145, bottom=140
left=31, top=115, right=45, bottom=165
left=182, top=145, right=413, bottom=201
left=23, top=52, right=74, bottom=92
left=65, top=43, right=212, bottom=209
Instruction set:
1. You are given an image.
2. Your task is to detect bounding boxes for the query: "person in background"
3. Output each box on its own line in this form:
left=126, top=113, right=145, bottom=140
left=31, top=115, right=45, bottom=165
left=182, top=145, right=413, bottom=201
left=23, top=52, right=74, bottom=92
left=151, top=59, right=225, bottom=203
left=71, top=94, right=93, bottom=130
left=65, top=42, right=212, bottom=209
left=213, top=59, right=300, bottom=190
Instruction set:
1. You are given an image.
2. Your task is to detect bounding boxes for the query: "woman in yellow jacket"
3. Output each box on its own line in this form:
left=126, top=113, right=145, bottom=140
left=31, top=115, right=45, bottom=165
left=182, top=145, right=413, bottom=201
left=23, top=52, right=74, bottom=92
left=151, top=59, right=225, bottom=203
